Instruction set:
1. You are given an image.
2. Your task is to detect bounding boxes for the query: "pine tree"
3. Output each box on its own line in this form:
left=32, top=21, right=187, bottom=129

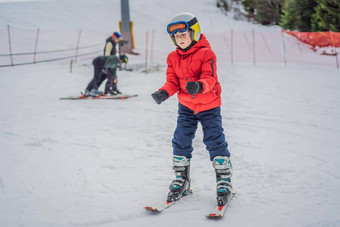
left=280, top=0, right=299, bottom=30
left=242, top=0, right=256, bottom=21
left=312, top=0, right=340, bottom=32
left=217, top=0, right=229, bottom=11
left=242, top=0, right=285, bottom=25
left=280, top=0, right=317, bottom=31
left=295, top=0, right=318, bottom=31
left=255, top=0, right=285, bottom=25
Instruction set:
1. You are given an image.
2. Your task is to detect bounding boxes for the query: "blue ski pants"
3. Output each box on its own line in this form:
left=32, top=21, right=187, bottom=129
left=172, top=103, right=230, bottom=161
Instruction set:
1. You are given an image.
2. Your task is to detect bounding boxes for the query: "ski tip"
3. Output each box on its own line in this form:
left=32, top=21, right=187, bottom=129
left=206, top=213, right=223, bottom=219
left=205, top=213, right=223, bottom=219
left=145, top=206, right=158, bottom=211
left=145, top=206, right=162, bottom=213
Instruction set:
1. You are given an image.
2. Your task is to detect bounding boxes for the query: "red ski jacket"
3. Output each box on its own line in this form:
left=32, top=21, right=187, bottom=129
left=160, top=34, right=222, bottom=114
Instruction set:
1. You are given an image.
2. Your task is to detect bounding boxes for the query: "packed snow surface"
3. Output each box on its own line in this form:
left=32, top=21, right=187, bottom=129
left=0, top=0, right=339, bottom=226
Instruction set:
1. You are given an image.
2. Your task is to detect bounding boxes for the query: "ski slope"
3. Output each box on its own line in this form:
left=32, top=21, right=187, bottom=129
left=1, top=0, right=340, bottom=226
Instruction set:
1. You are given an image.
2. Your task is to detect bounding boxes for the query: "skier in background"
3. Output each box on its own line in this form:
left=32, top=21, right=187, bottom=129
left=151, top=13, right=233, bottom=206
left=105, top=32, right=129, bottom=73
left=84, top=55, right=119, bottom=97
left=84, top=32, right=124, bottom=97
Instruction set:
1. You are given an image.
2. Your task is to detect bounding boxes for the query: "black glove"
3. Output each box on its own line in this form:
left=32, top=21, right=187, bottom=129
left=151, top=90, right=169, bottom=104
left=185, top=81, right=203, bottom=95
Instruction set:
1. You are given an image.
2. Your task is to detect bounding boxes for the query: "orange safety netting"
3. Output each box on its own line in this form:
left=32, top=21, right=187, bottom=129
left=283, top=30, right=340, bottom=48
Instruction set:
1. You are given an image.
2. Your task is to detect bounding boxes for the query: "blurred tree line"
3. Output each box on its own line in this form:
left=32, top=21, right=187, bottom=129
left=216, top=0, right=340, bottom=32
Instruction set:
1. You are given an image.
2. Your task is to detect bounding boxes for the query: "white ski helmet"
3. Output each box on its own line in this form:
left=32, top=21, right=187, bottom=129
left=167, top=12, right=201, bottom=46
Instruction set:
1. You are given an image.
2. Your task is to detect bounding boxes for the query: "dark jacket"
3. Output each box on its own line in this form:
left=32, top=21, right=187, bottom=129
left=104, top=37, right=117, bottom=56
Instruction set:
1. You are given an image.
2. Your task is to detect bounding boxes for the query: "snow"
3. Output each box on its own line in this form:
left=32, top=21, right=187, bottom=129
left=1, top=0, right=340, bottom=226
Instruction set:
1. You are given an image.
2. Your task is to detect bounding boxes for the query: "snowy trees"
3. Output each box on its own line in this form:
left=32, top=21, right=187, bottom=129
left=240, top=0, right=285, bottom=25
left=280, top=0, right=317, bottom=31
left=218, top=0, right=340, bottom=32
left=279, top=0, right=340, bottom=32
left=311, top=0, right=340, bottom=32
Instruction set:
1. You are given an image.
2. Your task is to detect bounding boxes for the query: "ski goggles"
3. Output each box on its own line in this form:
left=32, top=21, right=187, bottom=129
left=167, top=21, right=189, bottom=35
left=167, top=17, right=198, bottom=35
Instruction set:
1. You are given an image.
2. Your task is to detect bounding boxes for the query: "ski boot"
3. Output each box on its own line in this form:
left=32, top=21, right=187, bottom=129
left=91, top=88, right=104, bottom=96
left=84, top=88, right=103, bottom=97
left=105, top=88, right=121, bottom=96
left=167, top=155, right=191, bottom=202
left=105, top=89, right=117, bottom=95
left=213, top=156, right=233, bottom=206
left=84, top=89, right=98, bottom=97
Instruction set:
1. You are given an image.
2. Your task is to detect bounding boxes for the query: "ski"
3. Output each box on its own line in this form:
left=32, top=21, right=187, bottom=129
left=145, top=201, right=175, bottom=212
left=206, top=191, right=236, bottom=219
left=144, top=189, right=193, bottom=213
left=60, top=93, right=138, bottom=100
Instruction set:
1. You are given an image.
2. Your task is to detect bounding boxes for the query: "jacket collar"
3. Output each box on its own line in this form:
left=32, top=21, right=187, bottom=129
left=176, top=34, right=211, bottom=56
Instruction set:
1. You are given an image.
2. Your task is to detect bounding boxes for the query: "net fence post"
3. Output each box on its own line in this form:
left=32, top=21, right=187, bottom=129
left=145, top=30, right=149, bottom=75
left=231, top=29, right=234, bottom=66
left=252, top=29, right=256, bottom=66
left=7, top=25, right=14, bottom=66
left=281, top=30, right=287, bottom=67
left=33, top=28, right=40, bottom=64
left=75, top=29, right=82, bottom=63
left=329, top=31, right=339, bottom=69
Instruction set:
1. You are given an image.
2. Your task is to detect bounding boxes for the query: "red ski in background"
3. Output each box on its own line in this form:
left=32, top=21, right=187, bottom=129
left=60, top=93, right=137, bottom=100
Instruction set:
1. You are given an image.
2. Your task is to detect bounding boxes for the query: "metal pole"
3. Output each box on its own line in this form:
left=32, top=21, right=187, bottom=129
left=7, top=25, right=14, bottom=66
left=33, top=28, right=40, bottom=63
left=121, top=0, right=133, bottom=53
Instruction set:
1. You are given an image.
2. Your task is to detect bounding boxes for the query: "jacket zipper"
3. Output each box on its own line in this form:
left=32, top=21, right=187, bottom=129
left=211, top=59, right=215, bottom=77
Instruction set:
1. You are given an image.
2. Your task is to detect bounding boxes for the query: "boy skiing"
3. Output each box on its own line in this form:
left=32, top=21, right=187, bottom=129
left=151, top=13, right=233, bottom=207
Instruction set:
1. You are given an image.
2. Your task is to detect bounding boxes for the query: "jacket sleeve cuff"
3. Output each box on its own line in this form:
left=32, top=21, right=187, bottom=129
left=199, top=80, right=208, bottom=93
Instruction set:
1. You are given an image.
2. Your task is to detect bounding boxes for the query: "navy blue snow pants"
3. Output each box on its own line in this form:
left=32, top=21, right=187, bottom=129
left=172, top=103, right=230, bottom=161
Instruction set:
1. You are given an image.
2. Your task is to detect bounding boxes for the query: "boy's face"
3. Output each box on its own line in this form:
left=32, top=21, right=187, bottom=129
left=174, top=30, right=192, bottom=49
